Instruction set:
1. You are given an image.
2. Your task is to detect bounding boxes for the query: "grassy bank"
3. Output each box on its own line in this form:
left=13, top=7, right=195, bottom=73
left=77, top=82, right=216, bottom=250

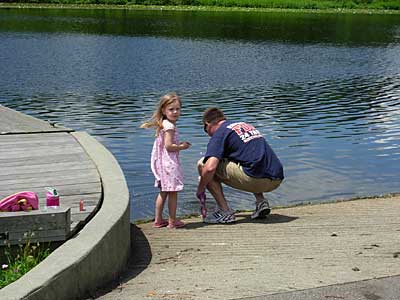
left=1, top=0, right=399, bottom=11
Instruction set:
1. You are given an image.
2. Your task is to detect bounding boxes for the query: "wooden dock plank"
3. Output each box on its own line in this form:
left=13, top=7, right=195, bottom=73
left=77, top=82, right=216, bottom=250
left=0, top=153, right=93, bottom=167
left=0, top=183, right=102, bottom=199
left=0, top=169, right=100, bottom=184
left=0, top=132, right=75, bottom=142
left=0, top=145, right=83, bottom=160
left=2, top=161, right=96, bottom=176
left=0, top=105, right=71, bottom=134
left=0, top=107, right=103, bottom=237
left=0, top=207, right=71, bottom=245
left=0, top=133, right=84, bottom=147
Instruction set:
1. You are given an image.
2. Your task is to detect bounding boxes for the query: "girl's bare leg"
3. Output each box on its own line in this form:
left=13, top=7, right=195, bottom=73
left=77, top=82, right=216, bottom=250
left=167, top=191, right=178, bottom=223
left=155, top=191, right=167, bottom=223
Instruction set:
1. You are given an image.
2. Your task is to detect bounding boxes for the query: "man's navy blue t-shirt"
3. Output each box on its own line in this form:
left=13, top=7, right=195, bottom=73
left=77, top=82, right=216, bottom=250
left=204, top=121, right=284, bottom=180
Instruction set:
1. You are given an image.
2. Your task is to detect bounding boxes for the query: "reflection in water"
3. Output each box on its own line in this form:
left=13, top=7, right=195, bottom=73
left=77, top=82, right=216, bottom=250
left=1, top=8, right=400, bottom=46
left=0, top=8, right=399, bottom=220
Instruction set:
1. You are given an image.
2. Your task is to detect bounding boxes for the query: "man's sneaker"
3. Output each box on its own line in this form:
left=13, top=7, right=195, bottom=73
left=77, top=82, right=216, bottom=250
left=251, top=200, right=271, bottom=219
left=203, top=209, right=236, bottom=224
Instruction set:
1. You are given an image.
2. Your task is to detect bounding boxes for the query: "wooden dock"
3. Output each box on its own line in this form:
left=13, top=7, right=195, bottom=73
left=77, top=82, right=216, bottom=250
left=0, top=105, right=102, bottom=239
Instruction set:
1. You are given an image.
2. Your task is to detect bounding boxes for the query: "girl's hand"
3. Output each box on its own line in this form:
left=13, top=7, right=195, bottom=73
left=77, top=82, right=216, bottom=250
left=180, top=141, right=191, bottom=150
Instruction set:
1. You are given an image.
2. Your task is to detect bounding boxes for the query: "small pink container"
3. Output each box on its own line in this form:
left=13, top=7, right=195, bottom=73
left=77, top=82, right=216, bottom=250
left=46, top=188, right=60, bottom=207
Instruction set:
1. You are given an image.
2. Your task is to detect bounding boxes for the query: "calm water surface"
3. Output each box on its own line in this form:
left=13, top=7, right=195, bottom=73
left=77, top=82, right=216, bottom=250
left=0, top=8, right=399, bottom=220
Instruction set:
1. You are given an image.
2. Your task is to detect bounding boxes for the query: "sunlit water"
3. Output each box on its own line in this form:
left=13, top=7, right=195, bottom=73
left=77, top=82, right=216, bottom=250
left=0, top=8, right=399, bottom=220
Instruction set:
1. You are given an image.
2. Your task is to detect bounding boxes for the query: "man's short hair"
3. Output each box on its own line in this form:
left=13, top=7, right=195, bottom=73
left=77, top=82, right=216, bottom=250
left=203, top=107, right=226, bottom=124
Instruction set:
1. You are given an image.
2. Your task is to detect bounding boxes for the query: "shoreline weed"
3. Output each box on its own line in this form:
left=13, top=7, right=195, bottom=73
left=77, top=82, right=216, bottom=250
left=0, top=1, right=399, bottom=12
left=0, top=233, right=51, bottom=289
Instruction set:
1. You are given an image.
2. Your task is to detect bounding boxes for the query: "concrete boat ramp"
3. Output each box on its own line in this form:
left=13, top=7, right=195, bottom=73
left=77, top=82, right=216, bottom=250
left=96, top=196, right=400, bottom=300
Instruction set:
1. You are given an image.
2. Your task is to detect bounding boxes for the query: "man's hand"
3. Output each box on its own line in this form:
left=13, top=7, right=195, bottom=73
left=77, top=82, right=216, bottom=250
left=197, top=157, right=219, bottom=195
left=196, top=188, right=206, bottom=199
left=196, top=191, right=207, bottom=218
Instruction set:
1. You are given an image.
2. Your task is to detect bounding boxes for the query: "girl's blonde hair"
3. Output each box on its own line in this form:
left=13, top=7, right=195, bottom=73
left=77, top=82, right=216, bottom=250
left=140, top=92, right=182, bottom=136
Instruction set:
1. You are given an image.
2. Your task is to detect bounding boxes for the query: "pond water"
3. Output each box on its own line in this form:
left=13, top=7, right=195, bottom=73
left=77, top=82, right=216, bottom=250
left=0, top=8, right=399, bottom=221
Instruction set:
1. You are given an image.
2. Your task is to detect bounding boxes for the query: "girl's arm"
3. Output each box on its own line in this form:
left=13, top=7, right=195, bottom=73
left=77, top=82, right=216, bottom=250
left=164, top=130, right=191, bottom=152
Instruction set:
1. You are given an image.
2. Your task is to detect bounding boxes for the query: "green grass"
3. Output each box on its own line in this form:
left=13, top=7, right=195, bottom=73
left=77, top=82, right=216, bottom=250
left=1, top=237, right=50, bottom=289
left=1, top=0, right=400, bottom=10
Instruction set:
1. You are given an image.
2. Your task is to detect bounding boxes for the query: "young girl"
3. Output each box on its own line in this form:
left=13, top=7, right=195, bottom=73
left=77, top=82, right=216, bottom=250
left=141, top=93, right=191, bottom=229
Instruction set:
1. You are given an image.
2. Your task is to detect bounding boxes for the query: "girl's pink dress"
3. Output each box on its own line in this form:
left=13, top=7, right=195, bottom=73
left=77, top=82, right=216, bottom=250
left=151, top=119, right=184, bottom=192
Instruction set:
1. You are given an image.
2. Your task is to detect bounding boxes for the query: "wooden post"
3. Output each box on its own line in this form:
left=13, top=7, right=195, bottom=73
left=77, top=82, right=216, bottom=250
left=0, top=207, right=71, bottom=246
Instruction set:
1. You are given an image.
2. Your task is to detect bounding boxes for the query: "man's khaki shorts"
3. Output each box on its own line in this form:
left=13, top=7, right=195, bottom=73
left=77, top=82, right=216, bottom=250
left=198, top=158, right=282, bottom=193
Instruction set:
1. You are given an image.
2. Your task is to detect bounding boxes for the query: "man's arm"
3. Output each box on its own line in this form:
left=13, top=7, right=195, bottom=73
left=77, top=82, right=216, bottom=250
left=197, top=156, right=219, bottom=195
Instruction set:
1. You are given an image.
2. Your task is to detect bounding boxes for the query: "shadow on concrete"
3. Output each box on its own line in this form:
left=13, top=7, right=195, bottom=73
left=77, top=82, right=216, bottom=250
left=124, top=224, right=153, bottom=276
left=90, top=224, right=152, bottom=298
left=235, top=213, right=299, bottom=224
left=183, top=213, right=298, bottom=229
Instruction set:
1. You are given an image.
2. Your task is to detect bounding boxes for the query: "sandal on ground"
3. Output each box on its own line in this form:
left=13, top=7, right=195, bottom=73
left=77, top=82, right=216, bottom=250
left=153, top=219, right=169, bottom=228
left=167, top=219, right=185, bottom=229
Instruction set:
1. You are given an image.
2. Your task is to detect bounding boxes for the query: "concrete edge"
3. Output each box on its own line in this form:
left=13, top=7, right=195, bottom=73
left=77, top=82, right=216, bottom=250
left=0, top=131, right=131, bottom=300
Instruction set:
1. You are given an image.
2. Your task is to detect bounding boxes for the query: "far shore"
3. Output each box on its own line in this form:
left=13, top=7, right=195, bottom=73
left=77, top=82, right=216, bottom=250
left=1, top=2, right=400, bottom=14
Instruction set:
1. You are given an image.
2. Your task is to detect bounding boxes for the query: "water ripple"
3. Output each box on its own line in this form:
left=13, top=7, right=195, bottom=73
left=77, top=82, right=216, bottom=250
left=2, top=73, right=400, bottom=220
left=1, top=9, right=400, bottom=220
